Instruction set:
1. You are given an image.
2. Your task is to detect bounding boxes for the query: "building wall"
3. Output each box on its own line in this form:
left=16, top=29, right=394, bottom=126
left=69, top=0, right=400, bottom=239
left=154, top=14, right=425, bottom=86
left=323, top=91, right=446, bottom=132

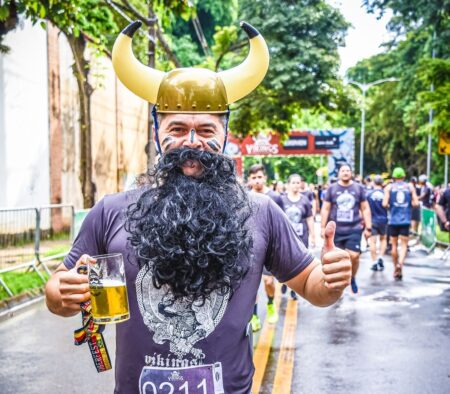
left=0, top=19, right=49, bottom=208
left=0, top=21, right=149, bottom=210
left=58, top=32, right=148, bottom=209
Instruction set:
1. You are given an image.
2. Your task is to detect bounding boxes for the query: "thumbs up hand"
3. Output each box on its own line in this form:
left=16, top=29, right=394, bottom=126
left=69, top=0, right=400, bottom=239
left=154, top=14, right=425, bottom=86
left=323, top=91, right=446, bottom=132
left=321, top=221, right=352, bottom=292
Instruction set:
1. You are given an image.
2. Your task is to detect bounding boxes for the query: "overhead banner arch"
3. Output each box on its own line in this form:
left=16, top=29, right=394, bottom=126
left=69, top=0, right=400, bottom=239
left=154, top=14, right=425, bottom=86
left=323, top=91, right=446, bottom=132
left=224, top=129, right=355, bottom=178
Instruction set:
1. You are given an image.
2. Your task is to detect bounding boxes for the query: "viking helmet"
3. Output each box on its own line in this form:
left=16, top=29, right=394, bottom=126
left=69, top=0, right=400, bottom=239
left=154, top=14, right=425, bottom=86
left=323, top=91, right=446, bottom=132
left=112, top=21, right=269, bottom=113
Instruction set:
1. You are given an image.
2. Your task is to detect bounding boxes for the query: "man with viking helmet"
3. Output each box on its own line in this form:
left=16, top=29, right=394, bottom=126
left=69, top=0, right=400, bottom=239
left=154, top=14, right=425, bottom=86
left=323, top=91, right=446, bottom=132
left=45, top=21, right=352, bottom=393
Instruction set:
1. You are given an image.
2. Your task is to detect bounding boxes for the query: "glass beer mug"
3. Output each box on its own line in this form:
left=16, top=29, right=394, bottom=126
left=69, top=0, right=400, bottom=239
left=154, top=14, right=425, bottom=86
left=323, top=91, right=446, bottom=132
left=88, top=253, right=130, bottom=324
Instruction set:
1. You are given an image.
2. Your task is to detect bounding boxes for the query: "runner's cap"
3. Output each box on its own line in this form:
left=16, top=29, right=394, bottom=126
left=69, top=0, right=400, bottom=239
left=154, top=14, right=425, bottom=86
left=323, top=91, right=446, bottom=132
left=392, top=167, right=406, bottom=179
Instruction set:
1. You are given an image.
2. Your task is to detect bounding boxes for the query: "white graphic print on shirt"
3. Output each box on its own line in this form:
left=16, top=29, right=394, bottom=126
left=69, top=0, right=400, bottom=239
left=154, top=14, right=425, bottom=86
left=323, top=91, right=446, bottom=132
left=285, top=204, right=303, bottom=236
left=136, top=264, right=229, bottom=361
left=336, top=190, right=356, bottom=222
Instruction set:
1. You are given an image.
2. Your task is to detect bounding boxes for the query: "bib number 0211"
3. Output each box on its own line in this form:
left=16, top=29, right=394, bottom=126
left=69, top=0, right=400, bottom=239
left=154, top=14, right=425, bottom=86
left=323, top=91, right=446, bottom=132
left=142, top=379, right=207, bottom=393
left=139, top=363, right=224, bottom=394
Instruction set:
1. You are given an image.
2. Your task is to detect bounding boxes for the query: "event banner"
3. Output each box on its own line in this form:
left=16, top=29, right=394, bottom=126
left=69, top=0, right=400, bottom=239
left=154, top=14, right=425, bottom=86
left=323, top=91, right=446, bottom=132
left=224, top=129, right=355, bottom=178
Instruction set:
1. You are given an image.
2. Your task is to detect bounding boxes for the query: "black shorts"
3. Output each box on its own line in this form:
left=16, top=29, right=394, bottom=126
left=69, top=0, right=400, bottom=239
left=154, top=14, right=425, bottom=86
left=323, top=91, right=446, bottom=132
left=334, top=231, right=362, bottom=253
left=388, top=225, right=410, bottom=237
left=372, top=223, right=387, bottom=236
left=411, top=207, right=421, bottom=222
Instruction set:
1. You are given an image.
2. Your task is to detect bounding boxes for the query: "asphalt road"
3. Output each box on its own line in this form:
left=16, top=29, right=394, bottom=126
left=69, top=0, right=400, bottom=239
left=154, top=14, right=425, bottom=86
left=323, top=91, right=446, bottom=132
left=0, top=247, right=449, bottom=393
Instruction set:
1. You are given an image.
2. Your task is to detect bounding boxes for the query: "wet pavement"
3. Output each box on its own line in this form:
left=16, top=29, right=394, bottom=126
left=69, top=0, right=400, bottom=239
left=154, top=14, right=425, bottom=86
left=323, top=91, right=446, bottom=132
left=0, top=248, right=449, bottom=393
left=260, top=248, right=450, bottom=393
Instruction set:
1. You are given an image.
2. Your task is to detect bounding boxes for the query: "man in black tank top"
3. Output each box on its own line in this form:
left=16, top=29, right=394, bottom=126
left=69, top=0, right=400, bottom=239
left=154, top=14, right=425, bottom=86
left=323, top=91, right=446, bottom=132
left=383, top=168, right=419, bottom=280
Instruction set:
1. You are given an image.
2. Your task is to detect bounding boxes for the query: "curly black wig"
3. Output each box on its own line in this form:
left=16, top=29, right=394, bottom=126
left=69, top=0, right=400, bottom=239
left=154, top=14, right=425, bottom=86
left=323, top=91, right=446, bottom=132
left=125, top=148, right=253, bottom=303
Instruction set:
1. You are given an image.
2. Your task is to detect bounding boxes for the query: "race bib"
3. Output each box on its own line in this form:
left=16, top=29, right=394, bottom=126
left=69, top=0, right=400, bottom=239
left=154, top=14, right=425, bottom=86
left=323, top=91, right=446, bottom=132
left=336, top=209, right=354, bottom=223
left=139, top=363, right=224, bottom=394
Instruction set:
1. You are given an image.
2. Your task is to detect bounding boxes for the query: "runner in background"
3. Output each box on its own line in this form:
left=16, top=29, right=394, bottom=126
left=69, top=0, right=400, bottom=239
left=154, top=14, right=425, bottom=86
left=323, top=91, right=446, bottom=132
left=418, top=174, right=434, bottom=209
left=383, top=167, right=419, bottom=280
left=300, top=177, right=317, bottom=216
left=366, top=175, right=388, bottom=271
left=435, top=186, right=450, bottom=232
left=247, top=164, right=283, bottom=331
left=321, top=164, right=372, bottom=293
left=281, top=174, right=316, bottom=300
left=364, top=175, right=374, bottom=192
left=273, top=180, right=286, bottom=195
left=410, top=176, right=421, bottom=234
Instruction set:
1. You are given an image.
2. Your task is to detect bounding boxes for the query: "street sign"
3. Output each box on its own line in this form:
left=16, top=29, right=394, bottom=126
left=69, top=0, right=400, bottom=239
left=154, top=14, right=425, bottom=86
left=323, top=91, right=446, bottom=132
left=438, top=133, right=450, bottom=155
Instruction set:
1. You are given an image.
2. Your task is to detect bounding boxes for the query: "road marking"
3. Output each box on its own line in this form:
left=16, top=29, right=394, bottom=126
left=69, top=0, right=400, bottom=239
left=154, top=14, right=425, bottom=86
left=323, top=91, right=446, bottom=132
left=271, top=298, right=298, bottom=393
left=252, top=284, right=282, bottom=394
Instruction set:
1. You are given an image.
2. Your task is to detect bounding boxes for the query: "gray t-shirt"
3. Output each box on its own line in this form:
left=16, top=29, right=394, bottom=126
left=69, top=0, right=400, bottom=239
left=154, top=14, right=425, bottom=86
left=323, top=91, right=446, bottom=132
left=324, top=182, right=366, bottom=234
left=281, top=194, right=313, bottom=247
left=64, top=191, right=313, bottom=394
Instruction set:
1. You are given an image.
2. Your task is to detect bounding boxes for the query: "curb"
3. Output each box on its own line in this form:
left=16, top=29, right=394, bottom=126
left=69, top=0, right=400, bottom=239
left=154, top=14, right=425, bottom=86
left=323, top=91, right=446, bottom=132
left=0, top=289, right=45, bottom=322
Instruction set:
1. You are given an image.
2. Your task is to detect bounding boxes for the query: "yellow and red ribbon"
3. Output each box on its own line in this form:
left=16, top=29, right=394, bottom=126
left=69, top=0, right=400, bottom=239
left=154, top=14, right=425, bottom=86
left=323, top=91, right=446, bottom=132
left=73, top=265, right=112, bottom=372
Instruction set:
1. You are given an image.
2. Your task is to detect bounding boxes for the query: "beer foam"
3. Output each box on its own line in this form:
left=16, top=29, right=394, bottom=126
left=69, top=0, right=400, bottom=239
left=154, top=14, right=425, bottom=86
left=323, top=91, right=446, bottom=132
left=94, top=279, right=125, bottom=287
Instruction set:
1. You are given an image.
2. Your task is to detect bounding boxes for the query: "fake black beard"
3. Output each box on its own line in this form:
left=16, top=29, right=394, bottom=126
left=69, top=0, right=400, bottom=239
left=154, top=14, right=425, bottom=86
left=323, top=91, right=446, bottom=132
left=125, top=148, right=253, bottom=303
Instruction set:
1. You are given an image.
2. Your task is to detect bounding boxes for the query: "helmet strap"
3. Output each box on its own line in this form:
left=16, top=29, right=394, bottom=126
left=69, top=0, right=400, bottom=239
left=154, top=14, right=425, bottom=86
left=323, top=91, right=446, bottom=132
left=223, top=108, right=231, bottom=153
left=151, top=105, right=162, bottom=155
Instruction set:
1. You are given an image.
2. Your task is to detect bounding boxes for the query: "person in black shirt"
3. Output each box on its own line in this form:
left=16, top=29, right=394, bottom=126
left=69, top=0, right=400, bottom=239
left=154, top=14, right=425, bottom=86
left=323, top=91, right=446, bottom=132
left=436, top=187, right=450, bottom=232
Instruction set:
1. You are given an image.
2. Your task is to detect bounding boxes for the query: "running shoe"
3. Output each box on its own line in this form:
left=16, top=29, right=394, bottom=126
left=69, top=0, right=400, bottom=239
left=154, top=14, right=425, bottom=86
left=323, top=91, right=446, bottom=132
left=281, top=284, right=288, bottom=295
left=290, top=290, right=298, bottom=301
left=394, top=265, right=403, bottom=281
left=350, top=277, right=358, bottom=294
left=266, top=304, right=279, bottom=324
left=371, top=263, right=378, bottom=271
left=250, top=314, right=262, bottom=332
left=378, top=258, right=385, bottom=271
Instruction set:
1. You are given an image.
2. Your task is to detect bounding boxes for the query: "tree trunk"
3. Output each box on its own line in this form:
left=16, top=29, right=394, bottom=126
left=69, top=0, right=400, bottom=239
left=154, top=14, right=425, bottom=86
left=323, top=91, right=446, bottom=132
left=67, top=34, right=96, bottom=208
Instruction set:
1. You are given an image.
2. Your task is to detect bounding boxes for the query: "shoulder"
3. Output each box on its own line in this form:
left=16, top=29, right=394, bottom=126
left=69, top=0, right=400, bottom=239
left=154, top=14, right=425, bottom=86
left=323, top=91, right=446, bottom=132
left=249, top=190, right=272, bottom=209
left=102, top=189, right=141, bottom=211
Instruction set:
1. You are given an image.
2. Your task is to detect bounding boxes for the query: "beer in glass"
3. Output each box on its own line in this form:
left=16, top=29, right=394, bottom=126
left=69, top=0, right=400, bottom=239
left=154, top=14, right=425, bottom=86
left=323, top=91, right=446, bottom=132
left=88, top=253, right=130, bottom=324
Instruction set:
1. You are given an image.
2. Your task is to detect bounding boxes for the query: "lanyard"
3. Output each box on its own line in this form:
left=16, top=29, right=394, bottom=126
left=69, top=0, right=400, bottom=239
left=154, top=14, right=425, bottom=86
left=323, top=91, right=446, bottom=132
left=73, top=265, right=112, bottom=372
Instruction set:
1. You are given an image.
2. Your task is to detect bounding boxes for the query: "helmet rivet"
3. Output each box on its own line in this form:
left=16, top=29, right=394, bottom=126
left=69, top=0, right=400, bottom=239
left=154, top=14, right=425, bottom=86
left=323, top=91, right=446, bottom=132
left=177, top=103, right=181, bottom=109
left=206, top=104, right=211, bottom=109
left=218, top=104, right=222, bottom=109
left=164, top=104, right=168, bottom=108
left=192, top=104, right=196, bottom=109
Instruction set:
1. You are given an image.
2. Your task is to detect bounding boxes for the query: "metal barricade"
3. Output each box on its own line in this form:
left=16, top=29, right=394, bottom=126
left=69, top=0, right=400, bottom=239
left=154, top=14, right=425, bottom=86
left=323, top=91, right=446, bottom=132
left=0, top=207, right=38, bottom=269
left=36, top=204, right=75, bottom=274
left=0, top=204, right=75, bottom=297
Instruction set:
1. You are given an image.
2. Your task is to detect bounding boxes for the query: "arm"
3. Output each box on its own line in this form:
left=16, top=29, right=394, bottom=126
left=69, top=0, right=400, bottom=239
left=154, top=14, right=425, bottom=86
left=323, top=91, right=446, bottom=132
left=320, top=201, right=331, bottom=238
left=360, top=200, right=372, bottom=238
left=45, top=256, right=93, bottom=317
left=286, top=222, right=351, bottom=307
left=306, top=215, right=315, bottom=247
left=382, top=185, right=391, bottom=208
left=410, top=184, right=420, bottom=207
left=418, top=187, right=426, bottom=202
left=435, top=203, right=450, bottom=231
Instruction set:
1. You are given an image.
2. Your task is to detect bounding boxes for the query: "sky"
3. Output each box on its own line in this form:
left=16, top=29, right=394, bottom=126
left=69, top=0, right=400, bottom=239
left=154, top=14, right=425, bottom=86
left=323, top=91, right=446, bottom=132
left=328, top=0, right=393, bottom=75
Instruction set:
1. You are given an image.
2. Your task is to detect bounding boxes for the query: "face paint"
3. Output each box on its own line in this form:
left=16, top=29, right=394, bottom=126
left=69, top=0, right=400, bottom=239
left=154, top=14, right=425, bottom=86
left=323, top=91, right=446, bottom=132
left=189, top=129, right=195, bottom=144
left=161, top=136, right=175, bottom=150
left=207, top=139, right=221, bottom=152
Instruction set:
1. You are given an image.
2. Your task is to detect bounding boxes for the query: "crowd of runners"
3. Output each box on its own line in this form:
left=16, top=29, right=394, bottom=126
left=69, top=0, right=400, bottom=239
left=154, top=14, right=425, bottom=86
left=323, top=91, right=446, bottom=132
left=245, top=163, right=450, bottom=332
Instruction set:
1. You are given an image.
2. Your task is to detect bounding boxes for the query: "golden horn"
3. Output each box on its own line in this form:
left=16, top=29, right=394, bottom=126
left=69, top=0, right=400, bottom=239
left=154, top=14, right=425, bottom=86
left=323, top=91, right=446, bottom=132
left=112, top=21, right=165, bottom=103
left=218, top=22, right=270, bottom=104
